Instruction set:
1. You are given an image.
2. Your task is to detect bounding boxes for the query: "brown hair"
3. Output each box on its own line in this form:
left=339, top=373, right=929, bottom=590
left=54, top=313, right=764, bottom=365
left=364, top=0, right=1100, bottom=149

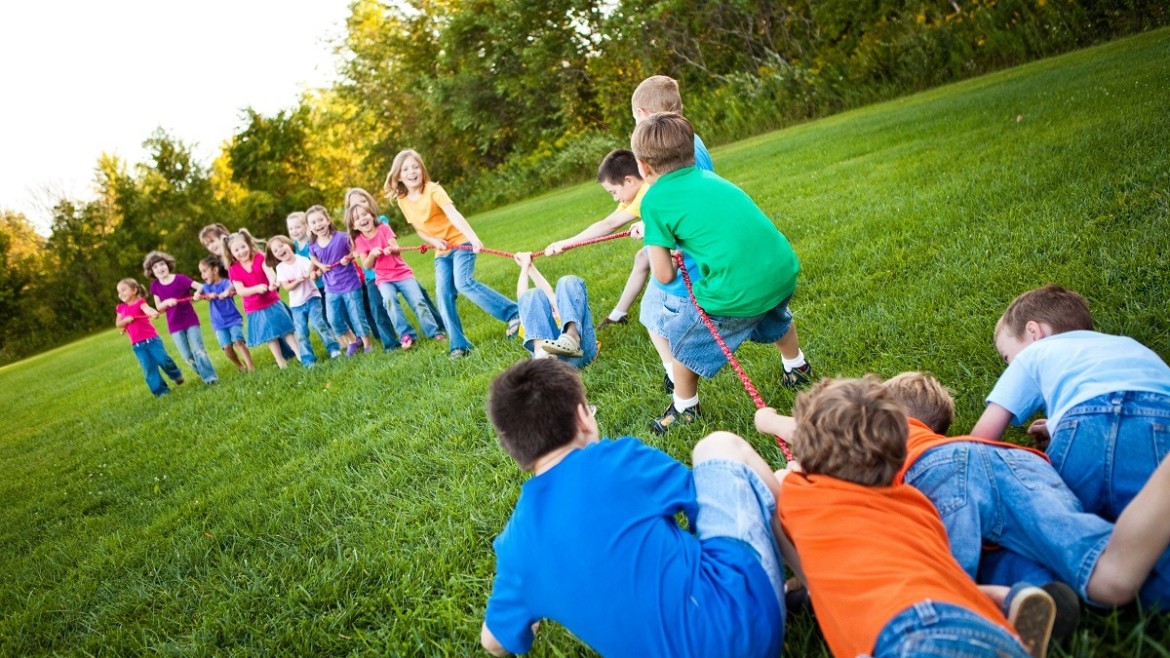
left=199, top=256, right=228, bottom=279
left=882, top=372, right=955, bottom=434
left=596, top=149, right=641, bottom=185
left=345, top=187, right=381, bottom=216
left=117, top=278, right=148, bottom=300
left=487, top=359, right=588, bottom=470
left=265, top=235, right=296, bottom=270
left=631, top=75, right=683, bottom=115
left=199, top=223, right=231, bottom=243
left=792, top=376, right=908, bottom=487
left=305, top=205, right=337, bottom=238
left=142, top=251, right=177, bottom=280
left=344, top=204, right=378, bottom=247
left=630, top=112, right=696, bottom=176
left=996, top=284, right=1094, bottom=340
left=384, top=149, right=432, bottom=199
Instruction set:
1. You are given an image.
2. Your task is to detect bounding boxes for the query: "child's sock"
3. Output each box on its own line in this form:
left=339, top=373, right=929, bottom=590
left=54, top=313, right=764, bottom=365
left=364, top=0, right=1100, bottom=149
left=607, top=310, right=627, bottom=322
left=662, top=361, right=674, bottom=381
left=782, top=350, right=807, bottom=371
left=673, top=393, right=699, bottom=412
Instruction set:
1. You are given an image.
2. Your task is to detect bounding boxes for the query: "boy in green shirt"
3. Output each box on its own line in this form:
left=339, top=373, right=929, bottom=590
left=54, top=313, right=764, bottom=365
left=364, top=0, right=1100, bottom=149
left=633, top=112, right=812, bottom=433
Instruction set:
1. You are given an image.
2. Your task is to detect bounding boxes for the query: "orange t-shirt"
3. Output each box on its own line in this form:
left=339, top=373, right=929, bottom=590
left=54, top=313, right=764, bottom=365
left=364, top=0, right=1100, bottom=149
left=779, top=474, right=1013, bottom=658
left=897, top=417, right=1050, bottom=484
left=393, top=182, right=465, bottom=254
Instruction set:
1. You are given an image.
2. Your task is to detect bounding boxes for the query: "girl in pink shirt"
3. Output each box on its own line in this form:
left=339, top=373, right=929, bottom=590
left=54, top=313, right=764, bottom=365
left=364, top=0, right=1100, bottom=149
left=221, top=230, right=301, bottom=369
left=115, top=278, right=185, bottom=397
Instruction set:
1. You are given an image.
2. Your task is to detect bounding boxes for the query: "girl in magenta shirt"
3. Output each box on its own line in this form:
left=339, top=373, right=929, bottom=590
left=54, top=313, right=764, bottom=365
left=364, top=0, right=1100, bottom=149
left=115, top=278, right=185, bottom=397
left=222, top=229, right=301, bottom=369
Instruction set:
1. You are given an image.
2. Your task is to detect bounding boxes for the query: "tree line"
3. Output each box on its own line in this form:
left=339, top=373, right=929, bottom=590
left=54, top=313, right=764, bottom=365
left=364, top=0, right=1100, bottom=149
left=1, top=0, right=1164, bottom=363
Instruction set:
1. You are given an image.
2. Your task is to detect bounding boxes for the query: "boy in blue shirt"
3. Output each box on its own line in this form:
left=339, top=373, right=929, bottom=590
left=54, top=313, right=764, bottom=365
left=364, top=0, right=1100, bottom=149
left=970, top=284, right=1170, bottom=522
left=480, top=359, right=791, bottom=657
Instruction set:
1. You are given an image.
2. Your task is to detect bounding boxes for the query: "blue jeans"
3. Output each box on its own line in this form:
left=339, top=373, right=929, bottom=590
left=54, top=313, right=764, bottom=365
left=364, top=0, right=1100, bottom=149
left=870, top=601, right=1028, bottom=658
left=905, top=442, right=1112, bottom=601
left=213, top=323, right=245, bottom=349
left=291, top=296, right=341, bottom=364
left=325, top=288, right=371, bottom=339
left=363, top=279, right=400, bottom=350
left=377, top=279, right=442, bottom=340
left=1049, top=391, right=1170, bottom=522
left=517, top=276, right=597, bottom=369
left=668, top=294, right=792, bottom=378
left=169, top=325, right=218, bottom=383
left=433, top=246, right=519, bottom=352
left=131, top=337, right=185, bottom=397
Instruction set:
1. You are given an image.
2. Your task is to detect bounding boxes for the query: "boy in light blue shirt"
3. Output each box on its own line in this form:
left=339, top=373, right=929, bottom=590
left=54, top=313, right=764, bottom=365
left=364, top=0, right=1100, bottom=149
left=971, top=284, right=1170, bottom=522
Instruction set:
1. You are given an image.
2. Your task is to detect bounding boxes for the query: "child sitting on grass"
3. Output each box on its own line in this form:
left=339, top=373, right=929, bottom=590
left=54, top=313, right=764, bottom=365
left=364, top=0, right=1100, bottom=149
left=878, top=371, right=1170, bottom=611
left=767, top=376, right=1057, bottom=658
left=970, top=284, right=1170, bottom=522
left=633, top=112, right=811, bottom=434
left=509, top=252, right=596, bottom=367
left=480, top=359, right=790, bottom=658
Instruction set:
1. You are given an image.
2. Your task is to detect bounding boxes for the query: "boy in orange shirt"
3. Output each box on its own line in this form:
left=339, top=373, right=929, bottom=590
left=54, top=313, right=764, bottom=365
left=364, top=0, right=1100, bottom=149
left=764, top=376, right=1055, bottom=658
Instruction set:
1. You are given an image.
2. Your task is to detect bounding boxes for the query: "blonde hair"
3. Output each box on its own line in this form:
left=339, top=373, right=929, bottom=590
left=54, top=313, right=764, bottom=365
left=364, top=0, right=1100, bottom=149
left=882, top=372, right=955, bottom=434
left=792, top=376, right=909, bottom=487
left=630, top=112, right=696, bottom=176
left=345, top=187, right=381, bottom=215
left=384, top=149, right=431, bottom=199
left=117, top=278, right=147, bottom=300
left=264, top=235, right=296, bottom=270
left=286, top=211, right=307, bottom=230
left=221, top=229, right=263, bottom=268
left=345, top=204, right=378, bottom=246
left=996, top=284, right=1093, bottom=341
left=632, top=75, right=684, bottom=114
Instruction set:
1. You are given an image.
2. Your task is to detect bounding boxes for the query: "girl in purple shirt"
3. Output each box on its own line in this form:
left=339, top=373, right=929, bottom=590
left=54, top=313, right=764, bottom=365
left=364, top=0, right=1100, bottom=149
left=307, top=205, right=373, bottom=356
left=144, top=251, right=218, bottom=384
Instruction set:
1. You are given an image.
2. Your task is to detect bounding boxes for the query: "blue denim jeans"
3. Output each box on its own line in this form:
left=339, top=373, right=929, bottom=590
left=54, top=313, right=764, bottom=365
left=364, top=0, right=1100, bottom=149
left=131, top=337, right=185, bottom=396
left=325, top=288, right=371, bottom=339
left=517, top=276, right=597, bottom=368
left=213, top=323, right=245, bottom=349
left=169, top=325, right=218, bottom=383
left=377, top=279, right=442, bottom=340
left=870, top=601, right=1028, bottom=658
left=905, top=442, right=1111, bottom=601
left=667, top=294, right=792, bottom=378
left=1048, top=391, right=1170, bottom=522
left=362, top=280, right=400, bottom=350
left=291, top=296, right=341, bottom=364
left=433, top=245, right=519, bottom=352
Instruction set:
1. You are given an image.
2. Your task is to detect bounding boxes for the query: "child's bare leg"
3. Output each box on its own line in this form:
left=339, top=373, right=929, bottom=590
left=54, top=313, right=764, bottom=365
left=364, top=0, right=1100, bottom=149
left=672, top=360, right=700, bottom=399
left=609, top=249, right=650, bottom=318
left=268, top=340, right=287, bottom=368
left=235, top=341, right=255, bottom=371
left=281, top=333, right=301, bottom=359
left=340, top=330, right=357, bottom=346
left=360, top=334, right=372, bottom=349
left=775, top=323, right=801, bottom=360
left=222, top=344, right=244, bottom=370
left=1086, top=456, right=1170, bottom=606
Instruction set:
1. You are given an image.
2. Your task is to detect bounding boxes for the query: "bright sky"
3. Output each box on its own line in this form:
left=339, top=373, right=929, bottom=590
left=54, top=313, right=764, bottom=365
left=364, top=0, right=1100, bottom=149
left=0, top=0, right=353, bottom=232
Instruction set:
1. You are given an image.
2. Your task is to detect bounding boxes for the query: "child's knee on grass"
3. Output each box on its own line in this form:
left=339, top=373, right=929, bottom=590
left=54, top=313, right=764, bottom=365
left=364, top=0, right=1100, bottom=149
left=693, top=431, right=753, bottom=465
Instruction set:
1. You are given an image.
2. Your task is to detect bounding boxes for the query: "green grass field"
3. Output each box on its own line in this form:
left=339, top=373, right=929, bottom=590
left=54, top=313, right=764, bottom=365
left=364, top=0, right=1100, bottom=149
left=3, top=28, right=1169, bottom=657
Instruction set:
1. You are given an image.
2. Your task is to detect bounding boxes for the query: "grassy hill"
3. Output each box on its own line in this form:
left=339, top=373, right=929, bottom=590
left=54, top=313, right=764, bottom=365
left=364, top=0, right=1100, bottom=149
left=2, top=27, right=1168, bottom=657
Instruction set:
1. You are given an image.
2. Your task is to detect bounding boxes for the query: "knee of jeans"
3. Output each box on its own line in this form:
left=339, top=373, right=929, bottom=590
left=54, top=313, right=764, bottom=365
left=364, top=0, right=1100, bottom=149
left=693, top=431, right=752, bottom=465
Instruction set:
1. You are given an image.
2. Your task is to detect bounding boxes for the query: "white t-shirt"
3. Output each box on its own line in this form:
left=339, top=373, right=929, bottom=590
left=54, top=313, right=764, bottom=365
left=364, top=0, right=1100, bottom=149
left=276, top=255, right=322, bottom=308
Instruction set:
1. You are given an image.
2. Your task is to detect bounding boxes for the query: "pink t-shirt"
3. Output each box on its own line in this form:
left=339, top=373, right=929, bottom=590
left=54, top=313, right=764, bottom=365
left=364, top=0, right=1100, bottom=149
left=117, top=301, right=160, bottom=344
left=353, top=224, right=415, bottom=284
left=228, top=253, right=281, bottom=313
left=275, top=255, right=322, bottom=308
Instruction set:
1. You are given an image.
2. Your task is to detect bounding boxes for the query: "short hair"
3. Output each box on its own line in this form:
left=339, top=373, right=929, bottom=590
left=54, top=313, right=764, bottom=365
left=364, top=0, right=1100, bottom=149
left=487, top=359, right=588, bottom=469
left=142, top=251, right=177, bottom=280
left=286, top=211, right=307, bottom=227
left=596, top=149, right=641, bottom=185
left=791, top=376, right=909, bottom=487
left=117, top=277, right=147, bottom=299
left=630, top=112, right=696, bottom=176
left=632, top=75, right=683, bottom=114
left=265, top=235, right=295, bottom=270
left=198, top=256, right=228, bottom=278
left=384, top=149, right=432, bottom=199
left=345, top=187, right=381, bottom=216
left=997, top=284, right=1094, bottom=339
left=882, top=372, right=955, bottom=434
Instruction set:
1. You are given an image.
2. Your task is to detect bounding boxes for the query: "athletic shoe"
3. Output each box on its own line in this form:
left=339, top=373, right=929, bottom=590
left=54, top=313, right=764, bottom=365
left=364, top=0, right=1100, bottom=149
left=1041, top=581, right=1081, bottom=647
left=329, top=351, right=342, bottom=359
left=781, top=362, right=814, bottom=388
left=597, top=315, right=628, bottom=331
left=1008, top=585, right=1056, bottom=658
left=345, top=343, right=361, bottom=357
left=449, top=347, right=470, bottom=360
left=651, top=402, right=700, bottom=435
left=400, top=335, right=414, bottom=350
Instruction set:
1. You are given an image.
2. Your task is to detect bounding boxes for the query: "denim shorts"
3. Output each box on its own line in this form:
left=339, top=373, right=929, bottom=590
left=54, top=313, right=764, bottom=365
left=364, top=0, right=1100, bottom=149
left=692, top=459, right=785, bottom=608
left=668, top=296, right=793, bottom=378
left=638, top=285, right=685, bottom=339
left=870, top=600, right=1028, bottom=658
left=213, top=323, right=245, bottom=348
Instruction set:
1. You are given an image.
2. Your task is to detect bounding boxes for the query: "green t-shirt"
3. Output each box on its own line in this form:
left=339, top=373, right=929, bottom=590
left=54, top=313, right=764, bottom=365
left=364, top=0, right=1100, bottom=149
left=642, top=167, right=799, bottom=317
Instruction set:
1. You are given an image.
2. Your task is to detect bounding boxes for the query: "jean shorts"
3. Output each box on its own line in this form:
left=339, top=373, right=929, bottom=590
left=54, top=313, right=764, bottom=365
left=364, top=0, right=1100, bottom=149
left=213, top=323, right=245, bottom=349
left=668, top=295, right=793, bottom=378
left=693, top=459, right=785, bottom=607
left=638, top=285, right=685, bottom=339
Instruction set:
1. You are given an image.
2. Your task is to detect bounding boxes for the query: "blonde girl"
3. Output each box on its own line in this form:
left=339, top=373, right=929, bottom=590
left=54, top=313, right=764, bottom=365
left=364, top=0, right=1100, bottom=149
left=221, top=229, right=301, bottom=368
left=267, top=235, right=341, bottom=363
left=384, top=149, right=518, bottom=359
left=306, top=205, right=372, bottom=356
left=115, top=278, right=185, bottom=396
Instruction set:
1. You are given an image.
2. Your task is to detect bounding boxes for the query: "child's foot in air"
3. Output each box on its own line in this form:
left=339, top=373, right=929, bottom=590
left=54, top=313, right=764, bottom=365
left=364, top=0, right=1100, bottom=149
left=541, top=333, right=583, bottom=358
left=1007, top=585, right=1056, bottom=658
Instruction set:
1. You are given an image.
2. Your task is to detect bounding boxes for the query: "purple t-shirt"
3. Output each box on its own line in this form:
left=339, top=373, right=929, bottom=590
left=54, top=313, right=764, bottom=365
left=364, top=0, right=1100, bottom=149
left=150, top=274, right=201, bottom=333
left=309, top=231, right=363, bottom=294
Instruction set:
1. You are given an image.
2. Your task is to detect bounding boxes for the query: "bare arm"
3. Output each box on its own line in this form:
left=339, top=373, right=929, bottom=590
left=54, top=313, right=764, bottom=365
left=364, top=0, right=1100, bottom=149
left=969, top=403, right=1015, bottom=440
left=414, top=225, right=448, bottom=251
left=358, top=247, right=382, bottom=270
left=513, top=253, right=555, bottom=306
left=480, top=623, right=509, bottom=657
left=754, top=407, right=798, bottom=440
left=545, top=209, right=637, bottom=255
left=647, top=245, right=676, bottom=285
left=440, top=202, right=481, bottom=250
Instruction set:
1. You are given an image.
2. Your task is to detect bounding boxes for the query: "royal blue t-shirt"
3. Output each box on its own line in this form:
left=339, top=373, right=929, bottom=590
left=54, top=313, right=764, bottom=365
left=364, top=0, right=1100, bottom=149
left=201, top=279, right=243, bottom=331
left=484, top=437, right=782, bottom=657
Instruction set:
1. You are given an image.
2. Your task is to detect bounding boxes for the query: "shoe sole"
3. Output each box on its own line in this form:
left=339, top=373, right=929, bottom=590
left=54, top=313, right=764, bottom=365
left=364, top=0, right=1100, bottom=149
left=1009, top=587, right=1056, bottom=658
